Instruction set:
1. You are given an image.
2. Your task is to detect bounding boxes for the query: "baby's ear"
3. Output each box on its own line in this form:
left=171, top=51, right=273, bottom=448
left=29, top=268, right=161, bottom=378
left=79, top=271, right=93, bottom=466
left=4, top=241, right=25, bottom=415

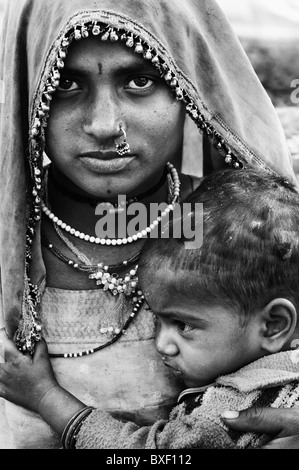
left=260, top=299, right=297, bottom=354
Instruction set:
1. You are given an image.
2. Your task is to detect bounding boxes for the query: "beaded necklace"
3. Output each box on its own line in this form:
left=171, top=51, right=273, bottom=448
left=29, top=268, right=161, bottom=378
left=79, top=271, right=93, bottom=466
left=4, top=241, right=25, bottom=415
left=42, top=226, right=144, bottom=354
left=42, top=229, right=145, bottom=358
left=49, top=295, right=145, bottom=358
left=41, top=164, right=179, bottom=358
left=42, top=231, right=140, bottom=296
left=41, top=162, right=181, bottom=245
left=42, top=162, right=179, bottom=295
left=42, top=172, right=145, bottom=357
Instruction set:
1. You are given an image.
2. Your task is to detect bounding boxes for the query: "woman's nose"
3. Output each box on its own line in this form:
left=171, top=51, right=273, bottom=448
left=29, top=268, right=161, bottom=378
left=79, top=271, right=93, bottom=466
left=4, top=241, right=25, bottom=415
left=82, top=88, right=121, bottom=141
left=155, top=325, right=179, bottom=357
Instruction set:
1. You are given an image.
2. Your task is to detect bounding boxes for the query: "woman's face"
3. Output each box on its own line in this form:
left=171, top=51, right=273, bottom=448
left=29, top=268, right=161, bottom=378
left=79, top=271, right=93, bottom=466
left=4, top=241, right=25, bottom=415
left=46, top=37, right=186, bottom=198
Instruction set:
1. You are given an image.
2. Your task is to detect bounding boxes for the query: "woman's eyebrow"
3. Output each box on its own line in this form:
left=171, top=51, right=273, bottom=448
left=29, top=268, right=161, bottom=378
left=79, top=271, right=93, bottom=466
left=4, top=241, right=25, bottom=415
left=62, top=61, right=159, bottom=77
left=110, top=62, right=161, bottom=77
left=59, top=67, right=86, bottom=77
left=117, top=62, right=158, bottom=74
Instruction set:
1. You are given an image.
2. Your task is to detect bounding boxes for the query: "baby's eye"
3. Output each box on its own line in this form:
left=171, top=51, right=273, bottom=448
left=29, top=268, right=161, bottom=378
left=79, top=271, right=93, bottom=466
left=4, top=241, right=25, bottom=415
left=56, top=78, right=81, bottom=92
left=126, top=77, right=154, bottom=89
left=175, top=320, right=194, bottom=333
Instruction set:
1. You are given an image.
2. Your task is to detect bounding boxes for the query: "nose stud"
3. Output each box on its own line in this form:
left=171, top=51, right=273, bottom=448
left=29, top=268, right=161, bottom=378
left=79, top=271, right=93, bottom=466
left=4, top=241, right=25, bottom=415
left=115, top=125, right=131, bottom=156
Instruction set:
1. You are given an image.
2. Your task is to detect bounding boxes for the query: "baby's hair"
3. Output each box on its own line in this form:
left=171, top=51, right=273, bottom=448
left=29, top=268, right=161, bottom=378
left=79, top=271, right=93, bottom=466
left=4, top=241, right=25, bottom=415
left=139, top=169, right=299, bottom=321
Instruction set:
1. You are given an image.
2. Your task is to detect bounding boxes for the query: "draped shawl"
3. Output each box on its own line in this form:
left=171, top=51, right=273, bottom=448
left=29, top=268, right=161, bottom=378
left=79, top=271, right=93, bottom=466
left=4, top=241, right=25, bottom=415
left=0, top=0, right=296, bottom=349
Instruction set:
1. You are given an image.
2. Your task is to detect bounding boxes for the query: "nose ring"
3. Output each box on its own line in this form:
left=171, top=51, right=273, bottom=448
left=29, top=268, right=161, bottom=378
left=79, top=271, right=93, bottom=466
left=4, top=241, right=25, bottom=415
left=115, top=125, right=131, bottom=156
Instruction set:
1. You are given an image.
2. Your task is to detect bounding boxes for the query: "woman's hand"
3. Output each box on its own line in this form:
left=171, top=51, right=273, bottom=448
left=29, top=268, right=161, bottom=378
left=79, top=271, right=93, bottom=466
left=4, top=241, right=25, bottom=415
left=221, top=407, right=299, bottom=449
left=0, top=333, right=58, bottom=413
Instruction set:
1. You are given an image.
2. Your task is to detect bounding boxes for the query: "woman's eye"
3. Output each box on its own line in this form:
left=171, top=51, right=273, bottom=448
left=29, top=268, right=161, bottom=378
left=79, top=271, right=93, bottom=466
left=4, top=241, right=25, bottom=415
left=56, top=78, right=81, bottom=92
left=127, top=77, right=154, bottom=90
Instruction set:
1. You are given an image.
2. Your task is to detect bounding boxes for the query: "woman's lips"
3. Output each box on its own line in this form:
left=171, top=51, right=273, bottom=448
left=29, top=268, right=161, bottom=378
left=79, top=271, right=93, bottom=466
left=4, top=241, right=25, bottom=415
left=79, top=151, right=135, bottom=173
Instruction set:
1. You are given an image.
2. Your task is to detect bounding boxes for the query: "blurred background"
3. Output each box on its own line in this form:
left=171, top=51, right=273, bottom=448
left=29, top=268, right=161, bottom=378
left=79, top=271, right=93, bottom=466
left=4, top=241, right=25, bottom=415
left=220, top=0, right=299, bottom=178
left=0, top=0, right=299, bottom=169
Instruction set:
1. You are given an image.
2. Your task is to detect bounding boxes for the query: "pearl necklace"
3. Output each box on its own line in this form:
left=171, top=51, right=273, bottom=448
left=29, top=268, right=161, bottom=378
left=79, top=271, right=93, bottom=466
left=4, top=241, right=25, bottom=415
left=41, top=163, right=181, bottom=245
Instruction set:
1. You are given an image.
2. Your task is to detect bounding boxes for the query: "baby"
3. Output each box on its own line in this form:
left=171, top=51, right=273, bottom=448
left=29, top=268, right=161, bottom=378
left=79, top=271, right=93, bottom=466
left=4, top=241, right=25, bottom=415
left=1, top=168, right=299, bottom=449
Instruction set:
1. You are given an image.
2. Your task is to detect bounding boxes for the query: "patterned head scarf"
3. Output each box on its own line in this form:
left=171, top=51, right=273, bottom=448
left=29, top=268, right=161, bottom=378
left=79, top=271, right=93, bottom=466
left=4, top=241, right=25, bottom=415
left=0, top=0, right=296, bottom=353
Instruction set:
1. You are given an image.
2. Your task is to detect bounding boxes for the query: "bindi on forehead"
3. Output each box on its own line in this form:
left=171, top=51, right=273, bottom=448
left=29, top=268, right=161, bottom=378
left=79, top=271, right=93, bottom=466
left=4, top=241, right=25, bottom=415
left=98, top=62, right=103, bottom=75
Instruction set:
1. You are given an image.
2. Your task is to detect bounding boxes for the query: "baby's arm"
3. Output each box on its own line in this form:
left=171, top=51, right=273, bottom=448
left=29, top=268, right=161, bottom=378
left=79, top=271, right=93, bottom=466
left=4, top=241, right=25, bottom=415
left=0, top=334, right=86, bottom=436
left=0, top=333, right=238, bottom=449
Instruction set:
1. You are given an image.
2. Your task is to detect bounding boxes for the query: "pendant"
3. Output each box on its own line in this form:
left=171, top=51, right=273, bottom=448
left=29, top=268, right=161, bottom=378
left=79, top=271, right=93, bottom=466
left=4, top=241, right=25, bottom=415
left=88, top=264, right=138, bottom=296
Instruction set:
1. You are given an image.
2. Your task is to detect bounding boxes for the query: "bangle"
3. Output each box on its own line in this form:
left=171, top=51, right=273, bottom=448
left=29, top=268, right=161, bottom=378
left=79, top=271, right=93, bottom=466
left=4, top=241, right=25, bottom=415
left=61, top=406, right=95, bottom=449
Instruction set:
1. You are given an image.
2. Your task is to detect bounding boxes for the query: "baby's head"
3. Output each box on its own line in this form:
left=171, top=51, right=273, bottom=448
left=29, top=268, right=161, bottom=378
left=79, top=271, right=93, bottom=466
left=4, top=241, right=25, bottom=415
left=139, top=169, right=299, bottom=387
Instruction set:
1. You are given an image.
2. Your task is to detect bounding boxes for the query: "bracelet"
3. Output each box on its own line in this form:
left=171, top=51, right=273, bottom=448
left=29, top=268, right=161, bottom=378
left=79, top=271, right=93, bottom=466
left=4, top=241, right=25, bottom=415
left=61, top=406, right=95, bottom=449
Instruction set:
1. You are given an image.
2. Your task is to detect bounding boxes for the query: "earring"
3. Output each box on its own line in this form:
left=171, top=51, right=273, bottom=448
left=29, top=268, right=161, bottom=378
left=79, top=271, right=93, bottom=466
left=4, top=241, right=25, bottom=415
left=115, top=125, right=131, bottom=156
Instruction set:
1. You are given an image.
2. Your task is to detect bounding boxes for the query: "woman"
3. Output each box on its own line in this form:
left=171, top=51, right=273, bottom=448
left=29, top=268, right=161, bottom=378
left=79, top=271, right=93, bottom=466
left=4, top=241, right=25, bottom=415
left=0, top=0, right=297, bottom=449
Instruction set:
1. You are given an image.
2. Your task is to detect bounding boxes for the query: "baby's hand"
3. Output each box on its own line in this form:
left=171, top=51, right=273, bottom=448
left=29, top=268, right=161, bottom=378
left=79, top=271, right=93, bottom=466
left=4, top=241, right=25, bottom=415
left=0, top=334, right=58, bottom=413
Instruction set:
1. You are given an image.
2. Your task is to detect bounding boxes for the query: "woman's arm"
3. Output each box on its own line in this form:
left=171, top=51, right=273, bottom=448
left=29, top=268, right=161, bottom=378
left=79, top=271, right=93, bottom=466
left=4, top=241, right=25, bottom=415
left=221, top=408, right=299, bottom=449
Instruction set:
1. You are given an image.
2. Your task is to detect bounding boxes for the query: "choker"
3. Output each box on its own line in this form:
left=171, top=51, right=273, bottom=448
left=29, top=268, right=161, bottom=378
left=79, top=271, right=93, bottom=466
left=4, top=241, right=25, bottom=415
left=48, top=165, right=169, bottom=208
